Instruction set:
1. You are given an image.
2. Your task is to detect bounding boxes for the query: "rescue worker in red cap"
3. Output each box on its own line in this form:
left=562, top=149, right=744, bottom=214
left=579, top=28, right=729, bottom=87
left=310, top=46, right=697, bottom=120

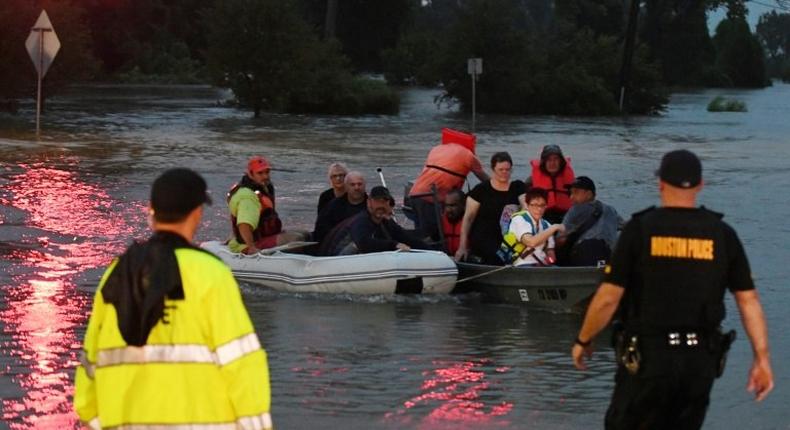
left=228, top=156, right=307, bottom=254
left=74, top=168, right=273, bottom=430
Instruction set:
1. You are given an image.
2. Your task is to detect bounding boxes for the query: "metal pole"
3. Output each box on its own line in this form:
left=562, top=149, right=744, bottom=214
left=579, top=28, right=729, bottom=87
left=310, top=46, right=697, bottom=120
left=472, top=73, right=476, bottom=132
left=36, top=30, right=43, bottom=135
left=618, top=0, right=641, bottom=113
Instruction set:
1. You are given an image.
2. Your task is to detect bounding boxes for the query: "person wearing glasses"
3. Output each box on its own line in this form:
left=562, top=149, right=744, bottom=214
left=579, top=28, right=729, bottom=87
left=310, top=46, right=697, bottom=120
left=317, top=162, right=349, bottom=215
left=227, top=156, right=307, bottom=255
left=498, top=187, right=565, bottom=266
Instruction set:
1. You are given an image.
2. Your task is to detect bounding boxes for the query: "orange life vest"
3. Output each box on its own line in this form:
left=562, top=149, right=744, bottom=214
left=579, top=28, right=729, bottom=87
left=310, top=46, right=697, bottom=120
left=441, top=214, right=462, bottom=256
left=530, top=159, right=575, bottom=213
left=228, top=182, right=283, bottom=242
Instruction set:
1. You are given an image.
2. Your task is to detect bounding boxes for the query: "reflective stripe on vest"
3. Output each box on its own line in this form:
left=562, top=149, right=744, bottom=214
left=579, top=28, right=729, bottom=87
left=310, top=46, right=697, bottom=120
left=91, top=412, right=273, bottom=430
left=96, top=333, right=261, bottom=368
left=80, top=350, right=96, bottom=379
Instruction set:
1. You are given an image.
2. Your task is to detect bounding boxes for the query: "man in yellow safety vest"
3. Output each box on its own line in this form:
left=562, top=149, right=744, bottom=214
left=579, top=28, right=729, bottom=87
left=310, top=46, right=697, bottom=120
left=74, top=168, right=273, bottom=430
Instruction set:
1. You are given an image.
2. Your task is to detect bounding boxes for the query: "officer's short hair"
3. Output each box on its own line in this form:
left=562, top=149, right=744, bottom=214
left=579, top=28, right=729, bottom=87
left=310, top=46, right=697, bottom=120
left=151, top=168, right=212, bottom=223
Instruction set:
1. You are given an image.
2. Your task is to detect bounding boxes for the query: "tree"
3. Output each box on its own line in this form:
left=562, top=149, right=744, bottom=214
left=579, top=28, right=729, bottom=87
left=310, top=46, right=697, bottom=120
left=205, top=0, right=398, bottom=116
left=713, top=16, right=768, bottom=87
left=756, top=11, right=790, bottom=80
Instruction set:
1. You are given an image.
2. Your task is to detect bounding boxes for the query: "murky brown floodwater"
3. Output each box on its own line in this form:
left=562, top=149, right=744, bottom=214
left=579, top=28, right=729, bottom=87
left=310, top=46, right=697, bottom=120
left=1, top=83, right=789, bottom=429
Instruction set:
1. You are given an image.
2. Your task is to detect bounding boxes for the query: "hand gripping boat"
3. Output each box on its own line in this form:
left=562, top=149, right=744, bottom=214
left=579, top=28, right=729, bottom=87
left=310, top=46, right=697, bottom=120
left=201, top=241, right=458, bottom=295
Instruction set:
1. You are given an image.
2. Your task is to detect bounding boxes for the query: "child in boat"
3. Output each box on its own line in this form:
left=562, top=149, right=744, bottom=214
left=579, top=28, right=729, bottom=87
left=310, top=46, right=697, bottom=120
left=498, top=187, right=565, bottom=266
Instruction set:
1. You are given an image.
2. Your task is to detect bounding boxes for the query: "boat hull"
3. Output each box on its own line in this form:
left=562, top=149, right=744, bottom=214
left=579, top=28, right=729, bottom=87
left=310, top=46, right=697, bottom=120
left=456, top=262, right=603, bottom=311
left=201, top=241, right=458, bottom=295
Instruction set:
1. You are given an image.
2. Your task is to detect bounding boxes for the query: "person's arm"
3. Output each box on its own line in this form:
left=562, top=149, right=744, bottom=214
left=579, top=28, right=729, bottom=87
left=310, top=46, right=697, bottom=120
left=390, top=220, right=431, bottom=250
left=455, top=196, right=480, bottom=261
left=471, top=157, right=490, bottom=182
left=521, top=223, right=564, bottom=248
left=234, top=195, right=262, bottom=254
left=734, top=290, right=774, bottom=401
left=208, top=265, right=273, bottom=429
left=237, top=223, right=258, bottom=254
left=572, top=282, right=624, bottom=370
left=350, top=217, right=399, bottom=253
left=74, top=263, right=117, bottom=429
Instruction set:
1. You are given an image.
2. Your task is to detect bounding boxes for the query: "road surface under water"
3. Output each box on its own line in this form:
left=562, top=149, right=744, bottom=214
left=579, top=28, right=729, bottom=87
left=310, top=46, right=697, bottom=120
left=1, top=83, right=789, bottom=429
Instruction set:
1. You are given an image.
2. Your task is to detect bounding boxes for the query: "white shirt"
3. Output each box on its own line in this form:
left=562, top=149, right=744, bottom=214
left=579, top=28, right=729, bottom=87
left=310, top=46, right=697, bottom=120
left=508, top=213, right=555, bottom=266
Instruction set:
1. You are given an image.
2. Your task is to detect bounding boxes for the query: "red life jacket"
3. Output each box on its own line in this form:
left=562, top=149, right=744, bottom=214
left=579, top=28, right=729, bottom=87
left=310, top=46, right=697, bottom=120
left=530, top=158, right=575, bottom=213
left=228, top=182, right=283, bottom=242
left=441, top=214, right=463, bottom=256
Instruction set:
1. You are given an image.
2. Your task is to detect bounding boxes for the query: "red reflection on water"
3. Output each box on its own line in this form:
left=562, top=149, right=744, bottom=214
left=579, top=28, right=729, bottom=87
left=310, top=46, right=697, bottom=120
left=385, top=359, right=514, bottom=429
left=0, top=163, right=141, bottom=428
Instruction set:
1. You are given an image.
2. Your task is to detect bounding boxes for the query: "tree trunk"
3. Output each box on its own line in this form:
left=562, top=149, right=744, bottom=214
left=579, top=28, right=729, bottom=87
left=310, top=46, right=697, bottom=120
left=324, top=0, right=338, bottom=39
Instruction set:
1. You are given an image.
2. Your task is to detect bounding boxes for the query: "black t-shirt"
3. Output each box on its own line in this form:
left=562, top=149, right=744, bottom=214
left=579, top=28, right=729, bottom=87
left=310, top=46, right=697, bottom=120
left=317, top=188, right=345, bottom=215
left=313, top=195, right=366, bottom=242
left=605, top=206, right=754, bottom=330
left=468, top=180, right=526, bottom=264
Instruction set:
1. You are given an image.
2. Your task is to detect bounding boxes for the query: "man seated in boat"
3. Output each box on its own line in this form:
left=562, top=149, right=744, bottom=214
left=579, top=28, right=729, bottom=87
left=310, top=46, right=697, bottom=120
left=440, top=189, right=465, bottom=256
left=497, top=187, right=565, bottom=266
left=323, top=186, right=431, bottom=256
left=556, top=176, right=623, bottom=266
left=227, top=156, right=308, bottom=254
left=313, top=171, right=367, bottom=244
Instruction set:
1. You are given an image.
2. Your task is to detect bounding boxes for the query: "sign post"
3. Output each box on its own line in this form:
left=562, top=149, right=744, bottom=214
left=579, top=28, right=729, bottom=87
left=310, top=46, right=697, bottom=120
left=25, top=10, right=60, bottom=135
left=467, top=58, right=482, bottom=132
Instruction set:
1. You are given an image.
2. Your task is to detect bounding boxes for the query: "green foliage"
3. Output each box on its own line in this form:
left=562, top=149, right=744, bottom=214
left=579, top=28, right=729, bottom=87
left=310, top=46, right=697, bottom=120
left=382, top=32, right=443, bottom=85
left=756, top=11, right=790, bottom=80
left=707, top=96, right=747, bottom=112
left=117, top=41, right=205, bottom=84
left=713, top=17, right=768, bottom=87
left=433, top=0, right=666, bottom=115
left=205, top=0, right=398, bottom=116
left=0, top=0, right=99, bottom=105
left=642, top=0, right=716, bottom=86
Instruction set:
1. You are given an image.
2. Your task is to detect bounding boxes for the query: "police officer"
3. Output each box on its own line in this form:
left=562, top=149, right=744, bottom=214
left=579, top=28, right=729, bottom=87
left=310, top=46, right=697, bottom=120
left=74, top=168, right=273, bottom=430
left=571, top=150, right=773, bottom=429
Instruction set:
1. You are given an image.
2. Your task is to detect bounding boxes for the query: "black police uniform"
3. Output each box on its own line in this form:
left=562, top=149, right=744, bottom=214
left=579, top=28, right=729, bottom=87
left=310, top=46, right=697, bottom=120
left=602, top=206, right=755, bottom=430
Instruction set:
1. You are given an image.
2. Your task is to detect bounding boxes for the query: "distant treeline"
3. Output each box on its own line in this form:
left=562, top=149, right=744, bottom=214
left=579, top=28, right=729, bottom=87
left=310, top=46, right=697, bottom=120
left=1, top=0, right=788, bottom=116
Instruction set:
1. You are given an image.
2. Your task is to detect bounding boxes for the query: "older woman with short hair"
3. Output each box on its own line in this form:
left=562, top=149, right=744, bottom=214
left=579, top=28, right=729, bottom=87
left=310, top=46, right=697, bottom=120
left=317, top=162, right=348, bottom=215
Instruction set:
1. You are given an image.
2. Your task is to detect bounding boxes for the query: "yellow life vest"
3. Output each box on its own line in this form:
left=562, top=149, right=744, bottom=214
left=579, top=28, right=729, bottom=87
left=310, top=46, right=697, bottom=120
left=74, top=247, right=272, bottom=430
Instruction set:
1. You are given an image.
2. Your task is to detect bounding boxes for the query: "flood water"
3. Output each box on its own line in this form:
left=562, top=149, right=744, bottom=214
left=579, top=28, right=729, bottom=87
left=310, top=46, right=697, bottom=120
left=1, top=83, right=789, bottom=429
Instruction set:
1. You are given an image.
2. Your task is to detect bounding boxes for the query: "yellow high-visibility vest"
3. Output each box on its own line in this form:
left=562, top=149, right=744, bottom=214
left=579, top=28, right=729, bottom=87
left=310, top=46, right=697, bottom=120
left=74, top=247, right=272, bottom=430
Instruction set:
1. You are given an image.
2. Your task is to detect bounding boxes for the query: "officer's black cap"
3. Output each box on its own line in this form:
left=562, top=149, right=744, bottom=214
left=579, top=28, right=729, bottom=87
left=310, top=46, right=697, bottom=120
left=656, top=150, right=702, bottom=189
left=565, top=176, right=596, bottom=194
left=151, top=168, right=212, bottom=221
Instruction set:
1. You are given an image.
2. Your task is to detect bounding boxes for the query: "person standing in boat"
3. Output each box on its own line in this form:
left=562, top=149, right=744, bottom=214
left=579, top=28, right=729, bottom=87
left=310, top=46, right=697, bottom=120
left=326, top=186, right=429, bottom=255
left=227, top=155, right=307, bottom=254
left=498, top=187, right=565, bottom=266
left=525, top=144, right=575, bottom=224
left=572, top=150, right=773, bottom=429
left=455, top=152, right=526, bottom=265
left=556, top=176, right=623, bottom=266
left=317, top=162, right=348, bottom=215
left=313, top=171, right=367, bottom=244
left=74, top=168, right=273, bottom=430
left=409, top=128, right=489, bottom=240
left=440, top=189, right=466, bottom=256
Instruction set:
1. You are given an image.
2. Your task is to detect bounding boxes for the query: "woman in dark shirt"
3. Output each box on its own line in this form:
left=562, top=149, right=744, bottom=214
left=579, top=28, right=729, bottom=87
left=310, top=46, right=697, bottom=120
left=456, top=152, right=526, bottom=264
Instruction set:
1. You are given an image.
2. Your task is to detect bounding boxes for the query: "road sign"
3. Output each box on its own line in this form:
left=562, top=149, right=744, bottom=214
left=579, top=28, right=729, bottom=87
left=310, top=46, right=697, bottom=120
left=26, top=10, right=60, bottom=77
left=467, top=58, right=482, bottom=76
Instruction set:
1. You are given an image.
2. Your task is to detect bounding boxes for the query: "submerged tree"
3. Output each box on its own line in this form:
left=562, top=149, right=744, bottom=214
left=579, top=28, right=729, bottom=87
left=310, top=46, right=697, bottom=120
left=205, top=0, right=398, bottom=117
left=756, top=11, right=790, bottom=80
left=713, top=16, right=768, bottom=87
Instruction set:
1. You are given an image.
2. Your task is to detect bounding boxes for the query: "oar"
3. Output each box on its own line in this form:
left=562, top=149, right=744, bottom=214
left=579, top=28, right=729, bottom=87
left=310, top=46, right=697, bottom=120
left=376, top=167, right=387, bottom=188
